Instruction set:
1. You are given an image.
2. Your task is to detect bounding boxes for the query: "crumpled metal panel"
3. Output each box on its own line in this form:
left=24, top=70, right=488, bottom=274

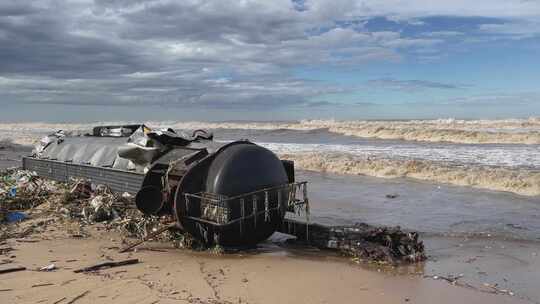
left=89, top=145, right=118, bottom=167
left=37, top=136, right=137, bottom=171
left=32, top=125, right=220, bottom=175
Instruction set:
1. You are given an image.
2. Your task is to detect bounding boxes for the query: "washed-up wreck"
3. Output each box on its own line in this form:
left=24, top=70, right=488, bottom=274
left=21, top=124, right=425, bottom=264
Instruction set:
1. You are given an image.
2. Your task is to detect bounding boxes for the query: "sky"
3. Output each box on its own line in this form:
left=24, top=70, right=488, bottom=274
left=0, top=0, right=539, bottom=122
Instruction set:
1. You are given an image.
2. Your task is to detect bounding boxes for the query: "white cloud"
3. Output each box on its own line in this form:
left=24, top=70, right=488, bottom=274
left=0, top=0, right=538, bottom=108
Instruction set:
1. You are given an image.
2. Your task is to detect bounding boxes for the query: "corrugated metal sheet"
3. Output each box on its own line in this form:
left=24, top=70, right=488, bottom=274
left=22, top=157, right=144, bottom=194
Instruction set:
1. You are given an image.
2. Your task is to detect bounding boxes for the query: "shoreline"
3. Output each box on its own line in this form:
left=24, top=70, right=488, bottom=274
left=0, top=224, right=532, bottom=304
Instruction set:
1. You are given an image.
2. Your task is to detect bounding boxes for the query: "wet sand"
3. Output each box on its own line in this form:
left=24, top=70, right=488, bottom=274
left=300, top=171, right=540, bottom=303
left=2, top=145, right=539, bottom=303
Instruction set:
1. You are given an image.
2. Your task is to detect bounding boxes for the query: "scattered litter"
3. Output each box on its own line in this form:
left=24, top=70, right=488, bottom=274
left=39, top=264, right=56, bottom=272
left=1, top=168, right=425, bottom=265
left=5, top=212, right=27, bottom=223
left=483, top=283, right=515, bottom=296
left=385, top=193, right=399, bottom=199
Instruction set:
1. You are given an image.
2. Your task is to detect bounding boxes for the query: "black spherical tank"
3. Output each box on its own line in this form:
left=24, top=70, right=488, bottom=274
left=176, top=143, right=289, bottom=246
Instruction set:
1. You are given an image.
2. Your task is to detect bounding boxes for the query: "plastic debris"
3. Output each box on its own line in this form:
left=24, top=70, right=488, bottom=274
left=6, top=212, right=27, bottom=223
left=39, top=263, right=56, bottom=271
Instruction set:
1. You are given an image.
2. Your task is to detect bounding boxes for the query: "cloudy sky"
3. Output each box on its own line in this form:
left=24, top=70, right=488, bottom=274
left=0, top=0, right=539, bottom=122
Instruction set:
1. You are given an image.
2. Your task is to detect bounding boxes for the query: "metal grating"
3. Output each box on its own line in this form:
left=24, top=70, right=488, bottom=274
left=183, top=182, right=309, bottom=227
left=22, top=157, right=145, bottom=194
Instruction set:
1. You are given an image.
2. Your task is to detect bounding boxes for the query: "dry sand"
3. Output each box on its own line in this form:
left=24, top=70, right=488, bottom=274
left=0, top=222, right=529, bottom=304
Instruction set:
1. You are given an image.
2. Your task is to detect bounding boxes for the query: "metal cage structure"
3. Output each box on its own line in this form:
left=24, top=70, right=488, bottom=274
left=183, top=181, right=308, bottom=228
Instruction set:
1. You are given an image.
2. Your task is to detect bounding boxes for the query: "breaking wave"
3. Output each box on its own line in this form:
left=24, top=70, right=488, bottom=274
left=279, top=152, right=540, bottom=196
left=2, top=117, right=540, bottom=145
left=170, top=117, right=540, bottom=144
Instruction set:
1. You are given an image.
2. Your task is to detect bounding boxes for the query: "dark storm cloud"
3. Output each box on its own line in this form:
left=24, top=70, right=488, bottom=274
left=106, top=1, right=306, bottom=44
left=0, top=6, right=146, bottom=78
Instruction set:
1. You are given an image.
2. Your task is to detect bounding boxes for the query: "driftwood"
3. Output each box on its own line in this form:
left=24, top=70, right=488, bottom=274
left=32, top=283, right=55, bottom=288
left=73, top=259, right=139, bottom=273
left=52, top=297, right=66, bottom=304
left=0, top=266, right=26, bottom=274
left=278, top=219, right=425, bottom=264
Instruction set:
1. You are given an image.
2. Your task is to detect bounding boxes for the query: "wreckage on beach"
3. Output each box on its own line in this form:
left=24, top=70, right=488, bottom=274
left=19, top=124, right=425, bottom=263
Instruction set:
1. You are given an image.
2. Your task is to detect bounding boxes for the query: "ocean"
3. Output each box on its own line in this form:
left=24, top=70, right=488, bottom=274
left=2, top=118, right=540, bottom=196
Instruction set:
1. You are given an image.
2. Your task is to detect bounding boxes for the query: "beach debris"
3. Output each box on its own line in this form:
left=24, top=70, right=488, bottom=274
left=0, top=246, right=13, bottom=255
left=69, top=180, right=92, bottom=199
left=386, top=193, right=399, bottom=199
left=39, top=263, right=56, bottom=271
left=483, top=283, right=515, bottom=296
left=5, top=212, right=27, bottom=223
left=0, top=266, right=26, bottom=274
left=2, top=168, right=426, bottom=265
left=425, top=274, right=516, bottom=297
left=279, top=219, right=426, bottom=265
left=427, top=274, right=464, bottom=285
left=278, top=219, right=426, bottom=265
left=73, top=258, right=139, bottom=273
left=1, top=169, right=61, bottom=222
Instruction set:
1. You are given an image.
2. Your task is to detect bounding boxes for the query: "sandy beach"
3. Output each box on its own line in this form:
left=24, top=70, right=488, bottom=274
left=0, top=222, right=531, bottom=304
